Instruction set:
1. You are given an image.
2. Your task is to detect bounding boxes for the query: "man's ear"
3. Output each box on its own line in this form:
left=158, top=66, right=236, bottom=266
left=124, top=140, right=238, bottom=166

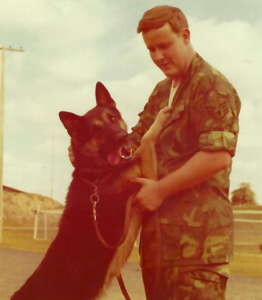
left=95, top=82, right=116, bottom=108
left=59, top=111, right=81, bottom=138
left=182, top=28, right=190, bottom=44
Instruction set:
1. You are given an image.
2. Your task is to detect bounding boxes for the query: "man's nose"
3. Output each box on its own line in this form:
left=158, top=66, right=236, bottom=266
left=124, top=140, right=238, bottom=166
left=151, top=49, right=164, bottom=62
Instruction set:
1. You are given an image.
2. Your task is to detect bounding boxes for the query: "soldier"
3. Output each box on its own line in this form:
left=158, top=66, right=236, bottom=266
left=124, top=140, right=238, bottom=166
left=69, top=5, right=241, bottom=300
left=128, top=5, right=241, bottom=300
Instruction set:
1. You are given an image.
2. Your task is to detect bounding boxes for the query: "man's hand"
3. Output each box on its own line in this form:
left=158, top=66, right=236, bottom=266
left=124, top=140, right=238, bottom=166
left=130, top=178, right=164, bottom=211
left=68, top=145, right=75, bottom=167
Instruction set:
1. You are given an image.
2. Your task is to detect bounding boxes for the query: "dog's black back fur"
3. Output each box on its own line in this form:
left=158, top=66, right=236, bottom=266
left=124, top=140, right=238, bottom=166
left=11, top=82, right=140, bottom=300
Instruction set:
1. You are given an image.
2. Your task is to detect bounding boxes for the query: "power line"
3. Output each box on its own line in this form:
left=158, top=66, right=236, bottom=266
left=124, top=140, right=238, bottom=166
left=0, top=46, right=25, bottom=243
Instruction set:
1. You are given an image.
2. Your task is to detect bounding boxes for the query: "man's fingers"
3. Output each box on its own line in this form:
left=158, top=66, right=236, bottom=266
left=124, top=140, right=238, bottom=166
left=132, top=196, right=139, bottom=204
left=130, top=177, right=148, bottom=185
left=68, top=145, right=75, bottom=165
left=68, top=145, right=73, bottom=156
left=68, top=152, right=75, bottom=162
left=130, top=177, right=147, bottom=204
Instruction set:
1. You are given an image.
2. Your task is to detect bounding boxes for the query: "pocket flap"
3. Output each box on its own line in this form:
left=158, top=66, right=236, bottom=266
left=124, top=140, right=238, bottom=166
left=159, top=201, right=208, bottom=227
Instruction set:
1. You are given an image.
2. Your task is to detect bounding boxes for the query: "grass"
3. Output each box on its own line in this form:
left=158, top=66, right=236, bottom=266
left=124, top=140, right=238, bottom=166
left=0, top=229, right=52, bottom=253
left=1, top=229, right=261, bottom=278
left=229, top=253, right=262, bottom=277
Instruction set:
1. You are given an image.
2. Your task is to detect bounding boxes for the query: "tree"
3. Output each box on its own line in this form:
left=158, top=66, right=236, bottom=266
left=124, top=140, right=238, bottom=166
left=231, top=182, right=257, bottom=206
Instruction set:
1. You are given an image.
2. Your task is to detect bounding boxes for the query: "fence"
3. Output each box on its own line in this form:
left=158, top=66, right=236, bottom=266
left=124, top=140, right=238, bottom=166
left=3, top=207, right=262, bottom=254
left=32, top=205, right=63, bottom=240
left=233, top=210, right=262, bottom=254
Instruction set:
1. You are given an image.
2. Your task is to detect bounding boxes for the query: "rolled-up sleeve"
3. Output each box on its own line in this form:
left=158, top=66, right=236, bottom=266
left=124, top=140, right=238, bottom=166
left=199, top=131, right=237, bottom=156
left=193, top=76, right=241, bottom=156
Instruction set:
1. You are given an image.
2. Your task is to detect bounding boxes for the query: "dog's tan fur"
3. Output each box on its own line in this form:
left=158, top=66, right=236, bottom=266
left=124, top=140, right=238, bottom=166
left=105, top=106, right=171, bottom=286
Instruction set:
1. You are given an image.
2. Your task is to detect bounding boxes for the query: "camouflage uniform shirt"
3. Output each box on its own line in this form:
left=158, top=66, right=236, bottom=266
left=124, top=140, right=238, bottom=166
left=130, top=53, right=241, bottom=269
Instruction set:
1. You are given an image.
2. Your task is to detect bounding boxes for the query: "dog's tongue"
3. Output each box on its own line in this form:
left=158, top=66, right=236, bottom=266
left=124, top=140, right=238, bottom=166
left=107, top=148, right=122, bottom=166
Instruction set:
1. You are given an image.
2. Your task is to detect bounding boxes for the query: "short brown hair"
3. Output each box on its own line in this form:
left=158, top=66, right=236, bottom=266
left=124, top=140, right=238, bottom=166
left=137, top=5, right=188, bottom=33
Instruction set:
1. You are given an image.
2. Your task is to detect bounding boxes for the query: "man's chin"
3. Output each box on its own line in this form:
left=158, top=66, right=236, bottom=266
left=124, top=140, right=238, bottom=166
left=155, top=62, right=177, bottom=77
left=161, top=69, right=177, bottom=78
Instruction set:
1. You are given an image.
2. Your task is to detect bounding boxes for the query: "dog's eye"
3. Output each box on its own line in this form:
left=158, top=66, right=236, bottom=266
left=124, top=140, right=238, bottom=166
left=109, top=116, right=116, bottom=123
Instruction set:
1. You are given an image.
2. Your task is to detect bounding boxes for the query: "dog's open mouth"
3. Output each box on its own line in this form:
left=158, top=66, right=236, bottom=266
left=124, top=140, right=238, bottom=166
left=107, top=145, right=133, bottom=166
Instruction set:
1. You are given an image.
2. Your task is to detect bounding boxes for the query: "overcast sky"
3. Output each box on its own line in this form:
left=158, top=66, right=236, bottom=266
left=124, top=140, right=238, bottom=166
left=1, top=0, right=262, bottom=205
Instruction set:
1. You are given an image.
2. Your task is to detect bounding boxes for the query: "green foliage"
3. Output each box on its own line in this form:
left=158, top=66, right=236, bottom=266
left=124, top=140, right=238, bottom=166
left=231, top=182, right=257, bottom=206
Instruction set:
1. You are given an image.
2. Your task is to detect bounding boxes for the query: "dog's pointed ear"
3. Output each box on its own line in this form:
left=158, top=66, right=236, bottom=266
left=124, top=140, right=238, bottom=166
left=59, top=111, right=80, bottom=138
left=95, top=82, right=116, bottom=107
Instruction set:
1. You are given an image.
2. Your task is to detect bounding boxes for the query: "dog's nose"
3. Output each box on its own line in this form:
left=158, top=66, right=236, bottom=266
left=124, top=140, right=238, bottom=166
left=115, top=131, right=128, bottom=142
left=106, top=125, right=128, bottom=143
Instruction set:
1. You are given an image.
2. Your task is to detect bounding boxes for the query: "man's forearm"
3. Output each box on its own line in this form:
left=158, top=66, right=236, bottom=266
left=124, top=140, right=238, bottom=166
left=157, top=150, right=232, bottom=199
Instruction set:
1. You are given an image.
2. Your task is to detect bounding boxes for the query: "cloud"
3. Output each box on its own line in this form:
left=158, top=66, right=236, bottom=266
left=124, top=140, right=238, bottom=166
left=184, top=16, right=262, bottom=203
left=1, top=0, right=261, bottom=205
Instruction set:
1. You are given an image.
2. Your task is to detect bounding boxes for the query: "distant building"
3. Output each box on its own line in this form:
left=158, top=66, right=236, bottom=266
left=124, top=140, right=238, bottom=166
left=3, top=185, right=26, bottom=194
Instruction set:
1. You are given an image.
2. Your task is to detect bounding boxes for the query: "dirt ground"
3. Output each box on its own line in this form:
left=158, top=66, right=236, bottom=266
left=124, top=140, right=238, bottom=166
left=0, top=248, right=261, bottom=300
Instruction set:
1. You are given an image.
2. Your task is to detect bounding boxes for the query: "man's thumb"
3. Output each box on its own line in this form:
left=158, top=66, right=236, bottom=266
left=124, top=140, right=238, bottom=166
left=130, top=177, right=147, bottom=185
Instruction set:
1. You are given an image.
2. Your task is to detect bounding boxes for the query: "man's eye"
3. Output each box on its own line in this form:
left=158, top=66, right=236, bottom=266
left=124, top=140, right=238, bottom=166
left=160, top=44, right=169, bottom=49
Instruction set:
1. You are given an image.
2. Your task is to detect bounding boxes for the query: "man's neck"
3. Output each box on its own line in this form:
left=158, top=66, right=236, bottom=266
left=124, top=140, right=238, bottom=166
left=172, top=49, right=196, bottom=87
left=172, top=79, right=180, bottom=88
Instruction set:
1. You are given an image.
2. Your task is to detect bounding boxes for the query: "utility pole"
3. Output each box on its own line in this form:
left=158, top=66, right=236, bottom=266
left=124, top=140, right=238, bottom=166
left=0, top=46, right=25, bottom=243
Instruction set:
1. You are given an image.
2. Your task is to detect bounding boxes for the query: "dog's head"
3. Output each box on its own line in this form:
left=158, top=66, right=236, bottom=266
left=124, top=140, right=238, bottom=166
left=59, top=82, right=133, bottom=173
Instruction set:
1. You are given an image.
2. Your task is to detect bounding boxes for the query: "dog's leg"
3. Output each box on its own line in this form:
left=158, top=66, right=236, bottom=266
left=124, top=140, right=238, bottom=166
left=104, top=196, right=142, bottom=286
left=104, top=108, right=171, bottom=288
left=138, top=106, right=172, bottom=179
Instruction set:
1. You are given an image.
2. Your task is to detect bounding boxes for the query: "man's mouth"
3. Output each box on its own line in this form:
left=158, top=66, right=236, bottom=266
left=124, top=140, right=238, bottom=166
left=160, top=62, right=170, bottom=69
left=107, top=145, right=133, bottom=166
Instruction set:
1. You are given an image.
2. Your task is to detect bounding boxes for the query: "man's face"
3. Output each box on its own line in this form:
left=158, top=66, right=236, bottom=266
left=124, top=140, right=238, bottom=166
left=143, top=23, right=190, bottom=80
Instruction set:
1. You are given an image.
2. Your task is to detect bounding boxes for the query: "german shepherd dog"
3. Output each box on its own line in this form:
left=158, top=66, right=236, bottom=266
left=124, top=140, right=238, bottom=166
left=11, top=82, right=169, bottom=300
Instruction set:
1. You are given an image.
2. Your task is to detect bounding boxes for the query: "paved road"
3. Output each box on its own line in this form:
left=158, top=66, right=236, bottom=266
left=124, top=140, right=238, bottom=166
left=0, top=248, right=261, bottom=300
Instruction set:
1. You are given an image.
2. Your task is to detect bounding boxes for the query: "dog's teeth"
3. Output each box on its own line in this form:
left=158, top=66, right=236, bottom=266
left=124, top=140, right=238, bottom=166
left=120, top=148, right=133, bottom=159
